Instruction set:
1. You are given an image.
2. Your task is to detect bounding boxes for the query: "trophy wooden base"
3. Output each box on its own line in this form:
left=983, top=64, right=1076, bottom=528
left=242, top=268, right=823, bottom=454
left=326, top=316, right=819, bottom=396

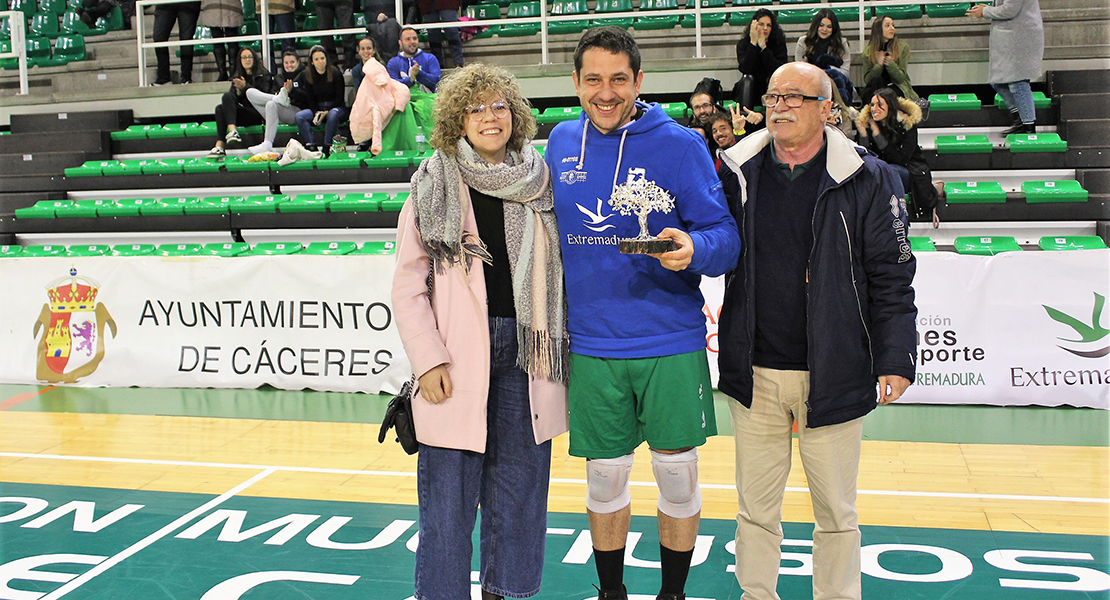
left=619, top=238, right=677, bottom=254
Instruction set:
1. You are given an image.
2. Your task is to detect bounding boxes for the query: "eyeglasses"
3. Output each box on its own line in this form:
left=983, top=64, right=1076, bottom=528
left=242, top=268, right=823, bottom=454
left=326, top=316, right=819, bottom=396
left=691, top=102, right=714, bottom=112
left=465, top=100, right=510, bottom=120
left=761, top=93, right=828, bottom=108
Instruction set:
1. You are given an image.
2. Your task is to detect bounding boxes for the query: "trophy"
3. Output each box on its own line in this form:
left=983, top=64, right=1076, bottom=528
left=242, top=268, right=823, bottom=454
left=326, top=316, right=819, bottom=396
left=609, top=176, right=677, bottom=254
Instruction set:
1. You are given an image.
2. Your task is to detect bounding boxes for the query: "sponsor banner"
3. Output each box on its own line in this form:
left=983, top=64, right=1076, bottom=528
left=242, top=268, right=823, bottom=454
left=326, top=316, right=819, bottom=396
left=700, top=250, right=1110, bottom=409
left=0, top=256, right=411, bottom=395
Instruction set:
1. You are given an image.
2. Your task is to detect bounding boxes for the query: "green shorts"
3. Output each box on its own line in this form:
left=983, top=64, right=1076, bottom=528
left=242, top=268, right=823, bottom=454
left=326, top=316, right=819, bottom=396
left=568, top=349, right=717, bottom=459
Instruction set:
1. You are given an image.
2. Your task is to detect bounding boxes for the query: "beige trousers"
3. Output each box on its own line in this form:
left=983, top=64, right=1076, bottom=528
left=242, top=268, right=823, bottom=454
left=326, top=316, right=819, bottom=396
left=728, top=366, right=864, bottom=600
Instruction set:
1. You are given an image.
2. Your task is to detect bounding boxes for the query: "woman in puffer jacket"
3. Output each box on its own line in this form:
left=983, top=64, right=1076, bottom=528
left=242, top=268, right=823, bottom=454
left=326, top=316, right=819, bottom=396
left=856, top=87, right=941, bottom=223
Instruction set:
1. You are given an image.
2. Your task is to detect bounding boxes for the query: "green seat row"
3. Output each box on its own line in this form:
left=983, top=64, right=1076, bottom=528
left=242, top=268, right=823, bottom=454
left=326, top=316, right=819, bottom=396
left=944, top=180, right=1088, bottom=204
left=64, top=150, right=426, bottom=177
left=0, top=241, right=398, bottom=257
left=905, top=236, right=1106, bottom=254
left=934, top=133, right=1067, bottom=155
left=14, top=192, right=412, bottom=218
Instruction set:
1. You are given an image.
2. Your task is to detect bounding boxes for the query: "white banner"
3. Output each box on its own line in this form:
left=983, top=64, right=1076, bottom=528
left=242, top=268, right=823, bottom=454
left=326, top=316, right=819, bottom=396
left=0, top=255, right=411, bottom=395
left=700, top=250, right=1110, bottom=409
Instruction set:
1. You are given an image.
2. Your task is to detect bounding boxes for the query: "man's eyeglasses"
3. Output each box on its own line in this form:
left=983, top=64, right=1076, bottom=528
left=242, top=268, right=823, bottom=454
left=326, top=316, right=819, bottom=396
left=691, top=102, right=714, bottom=112
left=761, top=93, right=828, bottom=108
left=465, top=100, right=510, bottom=120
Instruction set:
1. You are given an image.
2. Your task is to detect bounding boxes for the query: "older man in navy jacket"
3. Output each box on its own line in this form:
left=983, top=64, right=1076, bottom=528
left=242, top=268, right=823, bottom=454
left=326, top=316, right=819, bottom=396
left=718, top=61, right=917, bottom=600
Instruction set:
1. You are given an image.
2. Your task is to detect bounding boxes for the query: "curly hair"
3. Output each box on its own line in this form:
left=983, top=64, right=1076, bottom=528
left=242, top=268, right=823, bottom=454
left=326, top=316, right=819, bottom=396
left=430, top=63, right=537, bottom=157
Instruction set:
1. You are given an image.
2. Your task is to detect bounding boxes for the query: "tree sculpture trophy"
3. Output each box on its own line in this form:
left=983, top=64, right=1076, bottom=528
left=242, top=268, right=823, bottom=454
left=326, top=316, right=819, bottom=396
left=608, top=176, right=677, bottom=254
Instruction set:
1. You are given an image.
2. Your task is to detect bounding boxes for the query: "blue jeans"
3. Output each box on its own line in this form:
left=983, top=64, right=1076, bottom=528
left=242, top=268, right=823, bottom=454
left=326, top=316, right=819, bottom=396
left=992, top=80, right=1035, bottom=124
left=414, top=317, right=552, bottom=600
left=889, top=163, right=910, bottom=196
left=269, top=12, right=296, bottom=59
left=295, top=104, right=349, bottom=146
left=422, top=8, right=464, bottom=67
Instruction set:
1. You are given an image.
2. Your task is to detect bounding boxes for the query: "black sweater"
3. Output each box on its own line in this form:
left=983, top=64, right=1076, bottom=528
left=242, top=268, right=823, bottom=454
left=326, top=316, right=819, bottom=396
left=290, top=66, right=346, bottom=112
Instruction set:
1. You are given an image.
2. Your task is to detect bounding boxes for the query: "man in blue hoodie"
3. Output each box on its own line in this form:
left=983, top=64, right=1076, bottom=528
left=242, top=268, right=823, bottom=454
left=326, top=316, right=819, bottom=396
left=386, top=26, right=441, bottom=92
left=545, top=26, right=740, bottom=600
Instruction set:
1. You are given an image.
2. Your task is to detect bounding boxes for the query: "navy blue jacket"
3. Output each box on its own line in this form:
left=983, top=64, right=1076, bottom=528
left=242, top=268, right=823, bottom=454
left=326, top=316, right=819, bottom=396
left=718, top=127, right=918, bottom=428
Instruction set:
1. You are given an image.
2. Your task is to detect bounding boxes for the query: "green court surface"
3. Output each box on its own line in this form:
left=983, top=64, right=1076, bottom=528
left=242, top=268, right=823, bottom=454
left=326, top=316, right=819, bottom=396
left=2, top=481, right=1108, bottom=600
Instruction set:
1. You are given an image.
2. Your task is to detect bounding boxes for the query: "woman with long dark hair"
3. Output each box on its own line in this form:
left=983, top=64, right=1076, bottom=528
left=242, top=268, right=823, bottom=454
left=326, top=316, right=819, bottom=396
left=795, top=9, right=853, bottom=103
left=207, top=47, right=275, bottom=157
left=392, top=62, right=567, bottom=600
left=735, top=8, right=787, bottom=112
left=856, top=87, right=941, bottom=223
left=290, top=45, right=349, bottom=154
left=861, top=15, right=921, bottom=105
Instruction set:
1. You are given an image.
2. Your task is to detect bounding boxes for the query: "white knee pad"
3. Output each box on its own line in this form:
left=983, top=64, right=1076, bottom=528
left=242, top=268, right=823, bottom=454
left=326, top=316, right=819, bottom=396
left=651, top=448, right=702, bottom=519
left=585, top=453, right=634, bottom=514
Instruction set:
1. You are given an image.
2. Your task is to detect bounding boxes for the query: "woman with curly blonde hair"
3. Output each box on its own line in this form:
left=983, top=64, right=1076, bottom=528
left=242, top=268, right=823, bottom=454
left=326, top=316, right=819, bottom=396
left=391, top=62, right=568, bottom=600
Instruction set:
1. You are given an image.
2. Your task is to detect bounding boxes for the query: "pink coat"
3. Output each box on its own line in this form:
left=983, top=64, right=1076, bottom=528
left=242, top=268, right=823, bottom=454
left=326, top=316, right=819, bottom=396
left=391, top=183, right=569, bottom=453
left=349, top=57, right=410, bottom=154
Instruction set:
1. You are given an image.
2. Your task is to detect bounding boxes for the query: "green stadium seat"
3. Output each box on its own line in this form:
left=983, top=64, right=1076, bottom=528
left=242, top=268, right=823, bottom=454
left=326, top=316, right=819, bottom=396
left=296, top=15, right=321, bottom=49
left=499, top=1, right=540, bottom=36
left=680, top=0, right=727, bottom=28
left=1037, top=236, right=1107, bottom=251
left=303, top=241, right=357, bottom=255
left=873, top=4, right=922, bottom=19
left=908, top=237, right=936, bottom=252
left=184, top=196, right=238, bottom=215
left=224, top=156, right=273, bottom=171
left=53, top=32, right=84, bottom=61
left=67, top=244, right=110, bottom=256
left=352, top=240, right=397, bottom=255
left=111, top=124, right=160, bottom=140
left=934, top=134, right=993, bottom=154
left=64, top=159, right=117, bottom=177
left=30, top=13, right=60, bottom=39
left=157, top=243, right=203, bottom=256
left=0, top=40, right=14, bottom=70
left=0, top=18, right=11, bottom=41
left=953, top=236, right=1022, bottom=256
left=465, top=3, right=501, bottom=38
left=239, top=18, right=259, bottom=51
left=95, top=5, right=122, bottom=30
left=24, top=35, right=51, bottom=66
left=146, top=122, right=199, bottom=139
left=548, top=0, right=588, bottom=34
left=381, top=192, right=408, bottom=211
left=186, top=121, right=218, bottom=137
left=634, top=0, right=679, bottom=29
left=0, top=245, right=24, bottom=257
left=10, top=0, right=37, bottom=19
left=112, top=243, right=156, bottom=256
left=994, top=90, right=1050, bottom=110
left=61, top=10, right=106, bottom=35
left=99, top=197, right=157, bottom=216
left=1006, top=133, right=1067, bottom=153
left=831, top=4, right=866, bottom=22
left=14, top=200, right=71, bottom=218
left=22, top=244, right=67, bottom=257
left=203, top=242, right=250, bottom=256
left=232, top=194, right=287, bottom=213
left=412, top=148, right=436, bottom=167
left=925, top=2, right=970, bottom=17
left=281, top=192, right=337, bottom=212
left=57, top=199, right=115, bottom=217
left=778, top=8, right=818, bottom=24
left=141, top=196, right=200, bottom=215
left=593, top=0, right=633, bottom=28
left=943, top=181, right=1006, bottom=203
left=1021, top=180, right=1088, bottom=203
left=536, top=106, right=582, bottom=124
left=727, top=4, right=760, bottom=28
left=38, top=0, right=66, bottom=14
left=318, top=150, right=369, bottom=170
left=658, top=102, right=687, bottom=119
left=329, top=192, right=384, bottom=212
left=275, top=154, right=317, bottom=170
left=927, top=93, right=981, bottom=111
left=246, top=242, right=303, bottom=255
left=142, top=158, right=192, bottom=174
left=182, top=157, right=223, bottom=174
left=366, top=150, right=418, bottom=168
left=101, top=159, right=156, bottom=175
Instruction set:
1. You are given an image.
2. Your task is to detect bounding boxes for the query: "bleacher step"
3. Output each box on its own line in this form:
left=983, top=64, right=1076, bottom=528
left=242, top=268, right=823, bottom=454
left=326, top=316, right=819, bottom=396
left=0, top=130, right=111, bottom=156
left=1059, top=94, right=1110, bottom=121
left=1048, top=69, right=1110, bottom=96
left=0, top=151, right=99, bottom=177
left=1058, top=119, right=1110, bottom=148
left=11, top=110, right=132, bottom=134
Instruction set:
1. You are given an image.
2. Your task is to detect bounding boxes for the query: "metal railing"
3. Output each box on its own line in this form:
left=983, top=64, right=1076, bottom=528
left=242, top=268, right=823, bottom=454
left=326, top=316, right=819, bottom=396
left=0, top=10, right=29, bottom=95
left=132, top=0, right=966, bottom=87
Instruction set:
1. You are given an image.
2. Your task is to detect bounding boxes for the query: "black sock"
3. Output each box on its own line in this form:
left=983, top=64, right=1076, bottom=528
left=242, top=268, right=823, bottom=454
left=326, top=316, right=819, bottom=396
left=593, top=547, right=625, bottom=593
left=659, top=544, right=694, bottom=594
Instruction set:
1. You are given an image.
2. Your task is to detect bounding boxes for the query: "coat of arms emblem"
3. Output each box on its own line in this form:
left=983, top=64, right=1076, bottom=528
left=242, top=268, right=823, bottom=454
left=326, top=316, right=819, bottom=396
left=32, top=267, right=117, bottom=383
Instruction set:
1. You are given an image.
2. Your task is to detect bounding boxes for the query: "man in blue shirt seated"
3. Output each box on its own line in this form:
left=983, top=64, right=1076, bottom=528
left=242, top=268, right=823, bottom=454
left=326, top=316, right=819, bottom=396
left=386, top=26, right=441, bottom=93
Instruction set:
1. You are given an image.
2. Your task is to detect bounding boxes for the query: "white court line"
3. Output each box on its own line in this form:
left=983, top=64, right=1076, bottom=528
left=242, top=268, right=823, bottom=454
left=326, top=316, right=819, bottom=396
left=38, top=467, right=276, bottom=600
left=3, top=451, right=1107, bottom=505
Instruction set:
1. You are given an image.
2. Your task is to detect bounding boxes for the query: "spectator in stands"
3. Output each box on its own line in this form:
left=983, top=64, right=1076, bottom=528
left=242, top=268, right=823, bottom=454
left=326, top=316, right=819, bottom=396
left=257, top=0, right=296, bottom=63
left=388, top=26, right=441, bottom=92
left=795, top=9, right=853, bottom=105
left=967, top=0, right=1043, bottom=134
left=199, top=0, right=243, bottom=82
left=349, top=36, right=410, bottom=154
left=418, top=0, right=465, bottom=68
left=688, top=77, right=724, bottom=129
left=76, top=0, right=119, bottom=28
left=707, top=110, right=738, bottom=169
left=735, top=9, right=787, bottom=113
left=208, top=47, right=276, bottom=157
left=247, top=49, right=305, bottom=155
left=364, top=0, right=402, bottom=61
left=316, top=0, right=358, bottom=70
left=855, top=87, right=940, bottom=222
left=291, top=45, right=349, bottom=155
left=861, top=15, right=927, bottom=117
left=151, top=0, right=200, bottom=85
left=392, top=62, right=565, bottom=600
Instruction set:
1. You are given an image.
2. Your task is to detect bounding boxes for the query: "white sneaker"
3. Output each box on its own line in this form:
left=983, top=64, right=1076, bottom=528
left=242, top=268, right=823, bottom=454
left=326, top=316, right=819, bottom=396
left=249, top=141, right=273, bottom=155
left=275, top=88, right=291, bottom=108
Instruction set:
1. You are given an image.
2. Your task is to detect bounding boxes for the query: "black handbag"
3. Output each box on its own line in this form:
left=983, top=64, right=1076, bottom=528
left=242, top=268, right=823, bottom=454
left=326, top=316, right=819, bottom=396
left=378, top=375, right=418, bottom=455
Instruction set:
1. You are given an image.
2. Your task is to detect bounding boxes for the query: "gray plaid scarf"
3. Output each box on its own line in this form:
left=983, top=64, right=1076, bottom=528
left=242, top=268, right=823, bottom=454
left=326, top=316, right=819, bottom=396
left=411, top=139, right=567, bottom=383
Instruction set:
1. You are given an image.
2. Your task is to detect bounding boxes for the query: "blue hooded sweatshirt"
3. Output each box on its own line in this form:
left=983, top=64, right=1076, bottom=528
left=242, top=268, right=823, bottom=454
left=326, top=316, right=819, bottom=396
left=546, top=101, right=740, bottom=359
